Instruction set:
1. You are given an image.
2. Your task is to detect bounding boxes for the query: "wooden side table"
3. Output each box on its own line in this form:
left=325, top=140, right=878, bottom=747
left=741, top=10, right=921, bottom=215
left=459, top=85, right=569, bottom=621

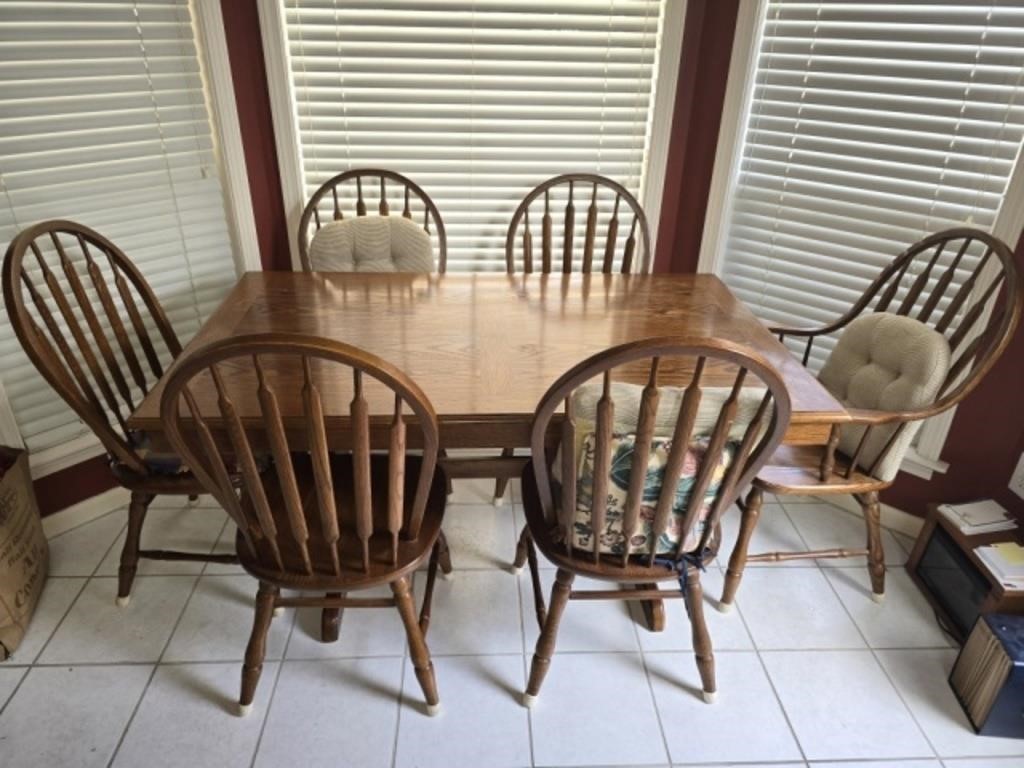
left=907, top=504, right=1024, bottom=644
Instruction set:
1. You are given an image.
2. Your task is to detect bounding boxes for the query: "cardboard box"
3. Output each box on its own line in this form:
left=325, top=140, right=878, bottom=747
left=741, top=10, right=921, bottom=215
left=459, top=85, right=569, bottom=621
left=0, top=447, right=48, bottom=660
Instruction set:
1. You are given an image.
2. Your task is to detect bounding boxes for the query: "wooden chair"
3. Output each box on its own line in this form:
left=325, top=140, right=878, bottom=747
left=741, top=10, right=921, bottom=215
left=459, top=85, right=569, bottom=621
left=297, top=169, right=447, bottom=273
left=504, top=173, right=651, bottom=276
left=720, top=228, right=1024, bottom=610
left=492, top=174, right=652, bottom=503
left=515, top=337, right=791, bottom=705
left=2, top=220, right=237, bottom=606
left=160, top=333, right=450, bottom=716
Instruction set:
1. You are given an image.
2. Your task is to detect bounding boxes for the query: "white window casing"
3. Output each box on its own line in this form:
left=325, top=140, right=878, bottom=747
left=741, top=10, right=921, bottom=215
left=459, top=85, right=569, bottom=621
left=260, top=0, right=683, bottom=273
left=0, top=0, right=250, bottom=476
left=703, top=0, right=1024, bottom=480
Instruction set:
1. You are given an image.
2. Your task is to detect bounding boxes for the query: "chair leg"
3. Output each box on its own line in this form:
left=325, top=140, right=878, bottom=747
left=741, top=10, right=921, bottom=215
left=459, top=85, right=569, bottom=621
left=321, top=593, right=343, bottom=643
left=859, top=491, right=886, bottom=602
left=685, top=571, right=716, bottom=703
left=393, top=575, right=441, bottom=716
left=117, top=490, right=154, bottom=606
left=437, top=531, right=454, bottom=579
left=439, top=448, right=453, bottom=495
left=239, top=581, right=279, bottom=716
left=493, top=447, right=515, bottom=505
left=719, top=486, right=764, bottom=612
left=523, top=568, right=574, bottom=708
left=512, top=525, right=531, bottom=573
left=419, top=540, right=441, bottom=636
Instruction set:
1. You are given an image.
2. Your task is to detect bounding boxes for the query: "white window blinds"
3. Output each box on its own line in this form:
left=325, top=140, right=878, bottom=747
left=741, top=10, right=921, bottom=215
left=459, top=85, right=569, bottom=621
left=0, top=0, right=239, bottom=456
left=280, top=0, right=665, bottom=271
left=719, top=0, right=1024, bottom=370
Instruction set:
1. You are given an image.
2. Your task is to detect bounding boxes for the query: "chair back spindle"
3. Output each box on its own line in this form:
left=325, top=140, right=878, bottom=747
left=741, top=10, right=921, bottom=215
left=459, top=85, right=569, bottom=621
left=161, top=334, right=441, bottom=581
left=506, top=174, right=651, bottom=275
left=529, top=338, right=791, bottom=573
left=3, top=220, right=183, bottom=476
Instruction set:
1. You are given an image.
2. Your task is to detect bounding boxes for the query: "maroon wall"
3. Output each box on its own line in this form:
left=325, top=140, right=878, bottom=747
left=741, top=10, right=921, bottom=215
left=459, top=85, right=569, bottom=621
left=35, top=455, right=117, bottom=517
left=220, top=0, right=291, bottom=271
left=653, top=0, right=740, bottom=274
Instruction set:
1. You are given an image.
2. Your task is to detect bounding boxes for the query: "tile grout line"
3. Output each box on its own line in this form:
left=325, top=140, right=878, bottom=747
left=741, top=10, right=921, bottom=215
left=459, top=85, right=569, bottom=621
left=249, top=603, right=300, bottom=768
left=0, top=667, right=30, bottom=721
left=726, top=573, right=810, bottom=766
left=27, top=510, right=129, bottom=666
left=633, top=590, right=673, bottom=766
left=511, top=510, right=538, bottom=768
left=105, top=570, right=204, bottom=768
left=817, top=550, right=942, bottom=762
left=389, top=570, right=413, bottom=768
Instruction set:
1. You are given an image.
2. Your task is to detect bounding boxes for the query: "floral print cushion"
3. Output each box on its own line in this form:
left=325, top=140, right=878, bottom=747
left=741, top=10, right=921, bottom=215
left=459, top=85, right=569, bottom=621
left=570, top=432, right=736, bottom=556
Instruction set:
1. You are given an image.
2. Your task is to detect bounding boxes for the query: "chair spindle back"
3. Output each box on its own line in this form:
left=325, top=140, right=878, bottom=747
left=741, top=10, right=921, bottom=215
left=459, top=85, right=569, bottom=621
left=530, top=338, right=791, bottom=570
left=505, top=174, right=651, bottom=275
left=298, top=169, right=447, bottom=273
left=160, top=334, right=440, bottom=578
left=3, top=220, right=183, bottom=474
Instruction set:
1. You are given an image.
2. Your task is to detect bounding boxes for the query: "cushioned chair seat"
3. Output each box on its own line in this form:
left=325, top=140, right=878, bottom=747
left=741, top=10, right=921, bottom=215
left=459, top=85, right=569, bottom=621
left=307, top=215, right=435, bottom=272
left=817, top=312, right=951, bottom=481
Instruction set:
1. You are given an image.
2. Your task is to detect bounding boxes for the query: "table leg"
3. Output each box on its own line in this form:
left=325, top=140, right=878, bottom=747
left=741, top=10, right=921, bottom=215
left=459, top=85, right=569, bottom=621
left=321, top=593, right=343, bottom=643
left=636, top=584, right=665, bottom=632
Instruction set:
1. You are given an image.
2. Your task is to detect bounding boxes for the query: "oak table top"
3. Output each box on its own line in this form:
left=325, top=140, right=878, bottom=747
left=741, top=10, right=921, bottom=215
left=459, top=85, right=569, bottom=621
left=128, top=272, right=848, bottom=448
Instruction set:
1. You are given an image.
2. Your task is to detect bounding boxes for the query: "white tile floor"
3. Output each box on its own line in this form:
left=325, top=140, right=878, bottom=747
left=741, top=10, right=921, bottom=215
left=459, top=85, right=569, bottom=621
left=2, top=483, right=1023, bottom=768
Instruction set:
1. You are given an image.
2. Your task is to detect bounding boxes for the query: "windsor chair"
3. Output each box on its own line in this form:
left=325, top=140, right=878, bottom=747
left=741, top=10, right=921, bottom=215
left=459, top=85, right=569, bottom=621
left=516, top=337, right=790, bottom=705
left=720, top=227, right=1023, bottom=609
left=494, top=173, right=652, bottom=503
left=160, top=333, right=449, bottom=716
left=298, top=169, right=447, bottom=273
left=2, top=220, right=238, bottom=606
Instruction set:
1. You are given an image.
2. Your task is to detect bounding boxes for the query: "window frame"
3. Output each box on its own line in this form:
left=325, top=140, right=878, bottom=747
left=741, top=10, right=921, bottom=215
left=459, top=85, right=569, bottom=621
left=257, top=0, right=687, bottom=273
left=699, top=0, right=1024, bottom=481
left=0, top=0, right=259, bottom=479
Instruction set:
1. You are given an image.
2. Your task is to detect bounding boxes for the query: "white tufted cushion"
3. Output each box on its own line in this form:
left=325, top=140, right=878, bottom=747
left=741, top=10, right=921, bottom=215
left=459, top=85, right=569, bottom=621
left=818, top=312, right=951, bottom=481
left=307, top=215, right=435, bottom=272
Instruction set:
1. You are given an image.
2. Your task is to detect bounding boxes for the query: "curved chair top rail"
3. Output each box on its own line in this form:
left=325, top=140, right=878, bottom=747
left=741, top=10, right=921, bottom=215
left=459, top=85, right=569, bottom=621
left=2, top=219, right=183, bottom=475
left=529, top=336, right=791, bottom=571
left=505, top=173, right=651, bottom=276
left=297, top=168, right=448, bottom=273
left=776, top=227, right=1022, bottom=423
left=160, top=332, right=441, bottom=578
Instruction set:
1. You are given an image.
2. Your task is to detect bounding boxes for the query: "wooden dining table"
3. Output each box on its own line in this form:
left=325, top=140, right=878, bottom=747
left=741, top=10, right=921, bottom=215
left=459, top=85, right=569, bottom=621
left=128, top=270, right=849, bottom=631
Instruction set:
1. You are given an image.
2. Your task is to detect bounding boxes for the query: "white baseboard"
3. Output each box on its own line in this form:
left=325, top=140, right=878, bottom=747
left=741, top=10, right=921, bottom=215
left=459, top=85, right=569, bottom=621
left=41, top=487, right=130, bottom=539
left=827, top=495, right=924, bottom=538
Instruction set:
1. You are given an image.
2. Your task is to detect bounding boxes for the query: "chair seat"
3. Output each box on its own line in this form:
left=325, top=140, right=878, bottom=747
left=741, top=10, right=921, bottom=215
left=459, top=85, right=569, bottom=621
left=521, top=462, right=710, bottom=584
left=237, top=453, right=447, bottom=590
left=753, top=444, right=889, bottom=495
left=110, top=459, right=207, bottom=495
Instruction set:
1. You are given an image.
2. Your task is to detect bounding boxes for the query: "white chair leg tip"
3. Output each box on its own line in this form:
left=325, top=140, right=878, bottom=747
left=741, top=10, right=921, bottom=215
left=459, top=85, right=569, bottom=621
left=237, top=703, right=253, bottom=717
left=702, top=690, right=717, bottom=704
left=272, top=607, right=284, bottom=617
left=426, top=702, right=442, bottom=717
left=492, top=495, right=505, bottom=506
left=522, top=692, right=537, bottom=709
left=440, top=570, right=455, bottom=581
left=716, top=600, right=734, bottom=614
left=115, top=595, right=131, bottom=608
left=510, top=565, right=523, bottom=576
left=871, top=591, right=885, bottom=604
